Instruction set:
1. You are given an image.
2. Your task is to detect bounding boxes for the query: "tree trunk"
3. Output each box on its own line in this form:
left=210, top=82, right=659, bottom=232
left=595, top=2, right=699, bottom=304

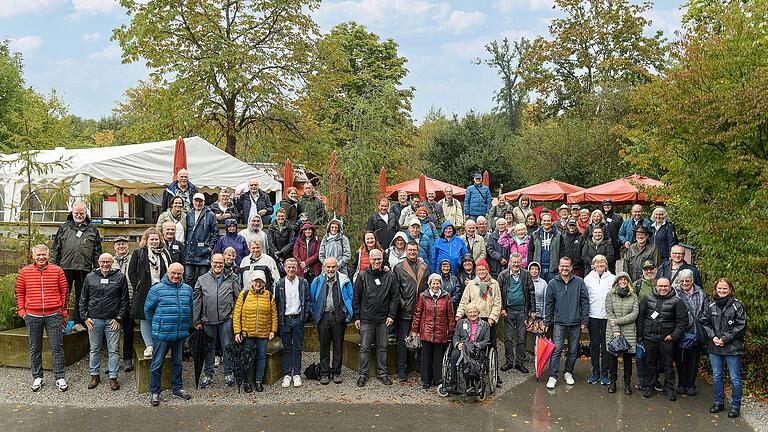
left=225, top=132, right=237, bottom=157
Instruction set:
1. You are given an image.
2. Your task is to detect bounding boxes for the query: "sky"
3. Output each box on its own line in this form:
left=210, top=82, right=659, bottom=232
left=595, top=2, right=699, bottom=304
left=1, top=0, right=685, bottom=123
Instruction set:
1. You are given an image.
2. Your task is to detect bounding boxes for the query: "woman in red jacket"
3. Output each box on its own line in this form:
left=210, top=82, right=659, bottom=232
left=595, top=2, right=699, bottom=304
left=411, top=273, right=456, bottom=389
left=293, top=222, right=320, bottom=285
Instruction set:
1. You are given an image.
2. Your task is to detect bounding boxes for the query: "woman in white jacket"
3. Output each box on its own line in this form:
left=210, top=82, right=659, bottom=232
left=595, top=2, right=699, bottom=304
left=583, top=254, right=615, bottom=385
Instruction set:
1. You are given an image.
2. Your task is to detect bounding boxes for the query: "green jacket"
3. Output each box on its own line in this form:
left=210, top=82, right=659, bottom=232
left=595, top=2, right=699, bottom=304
left=298, top=194, right=326, bottom=226
left=51, top=213, right=102, bottom=272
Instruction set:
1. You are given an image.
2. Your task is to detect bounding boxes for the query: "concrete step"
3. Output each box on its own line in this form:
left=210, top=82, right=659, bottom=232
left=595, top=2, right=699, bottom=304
left=341, top=330, right=416, bottom=376
left=0, top=326, right=89, bottom=369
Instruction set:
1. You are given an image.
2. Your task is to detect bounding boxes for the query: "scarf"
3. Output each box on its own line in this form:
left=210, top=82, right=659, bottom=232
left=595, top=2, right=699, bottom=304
left=713, top=293, right=731, bottom=309
left=514, top=235, right=529, bottom=246
left=616, top=285, right=630, bottom=298
left=476, top=276, right=492, bottom=300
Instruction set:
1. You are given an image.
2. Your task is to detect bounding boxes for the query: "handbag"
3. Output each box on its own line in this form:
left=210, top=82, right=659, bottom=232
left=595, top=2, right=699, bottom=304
left=525, top=318, right=546, bottom=334
left=405, top=333, right=422, bottom=350
left=635, top=341, right=646, bottom=359
left=678, top=331, right=698, bottom=350
left=607, top=334, right=631, bottom=356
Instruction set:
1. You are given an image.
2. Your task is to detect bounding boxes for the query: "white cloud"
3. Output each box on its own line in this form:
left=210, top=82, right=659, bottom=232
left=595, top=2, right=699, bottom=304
left=0, top=0, right=54, bottom=17
left=314, top=0, right=450, bottom=33
left=71, top=0, right=117, bottom=15
left=82, top=32, right=101, bottom=42
left=443, top=10, right=487, bottom=34
left=493, top=0, right=555, bottom=14
left=87, top=44, right=122, bottom=60
left=440, top=38, right=489, bottom=60
left=9, top=36, right=44, bottom=55
left=644, top=6, right=686, bottom=40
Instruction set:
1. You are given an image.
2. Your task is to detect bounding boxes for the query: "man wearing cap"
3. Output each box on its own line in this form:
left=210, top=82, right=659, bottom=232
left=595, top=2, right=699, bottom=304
left=464, top=173, right=492, bottom=222
left=556, top=204, right=571, bottom=231
left=601, top=199, right=623, bottom=272
left=461, top=219, right=486, bottom=262
left=619, top=204, right=652, bottom=251
left=111, top=236, right=136, bottom=372
left=560, top=219, right=585, bottom=277
left=528, top=212, right=563, bottom=282
left=569, top=204, right=581, bottom=220
left=162, top=168, right=198, bottom=212
left=423, top=190, right=444, bottom=226
left=393, top=241, right=429, bottom=381
left=367, top=198, right=399, bottom=249
left=438, top=186, right=464, bottom=227
left=634, top=259, right=660, bottom=392
left=398, top=195, right=422, bottom=227
left=184, top=193, right=219, bottom=288
left=623, top=225, right=661, bottom=282
left=353, top=249, right=397, bottom=387
left=237, top=178, right=274, bottom=225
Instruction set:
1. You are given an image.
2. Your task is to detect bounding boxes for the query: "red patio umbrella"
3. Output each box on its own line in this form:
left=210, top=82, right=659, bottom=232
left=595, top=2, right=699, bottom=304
left=535, top=336, right=556, bottom=381
left=283, top=159, right=294, bottom=190
left=378, top=167, right=387, bottom=197
left=567, top=174, right=664, bottom=204
left=328, top=150, right=338, bottom=212
left=418, top=174, right=427, bottom=200
left=385, top=177, right=466, bottom=200
left=172, top=136, right=187, bottom=181
left=482, top=170, right=490, bottom=187
left=502, top=179, right=584, bottom=202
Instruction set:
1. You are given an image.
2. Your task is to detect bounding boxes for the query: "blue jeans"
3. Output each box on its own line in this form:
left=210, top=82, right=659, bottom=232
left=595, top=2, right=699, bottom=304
left=150, top=339, right=184, bottom=394
left=245, top=338, right=269, bottom=383
left=540, top=267, right=553, bottom=282
left=140, top=319, right=153, bottom=348
left=709, top=354, right=743, bottom=409
left=204, top=320, right=233, bottom=376
left=550, top=324, right=581, bottom=378
left=280, top=316, right=305, bottom=376
left=88, top=319, right=121, bottom=378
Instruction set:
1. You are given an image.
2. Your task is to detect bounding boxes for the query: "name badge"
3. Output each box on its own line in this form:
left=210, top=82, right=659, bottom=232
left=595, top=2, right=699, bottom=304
left=100, top=278, right=109, bottom=284
left=650, top=311, right=659, bottom=320
left=606, top=218, right=613, bottom=223
left=197, top=242, right=205, bottom=247
left=374, top=278, right=381, bottom=286
left=172, top=244, right=179, bottom=250
left=76, top=231, right=83, bottom=238
left=463, top=322, right=469, bottom=331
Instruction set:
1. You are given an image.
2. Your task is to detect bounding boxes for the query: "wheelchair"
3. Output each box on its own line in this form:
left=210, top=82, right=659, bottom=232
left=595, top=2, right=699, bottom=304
left=436, top=342, right=498, bottom=401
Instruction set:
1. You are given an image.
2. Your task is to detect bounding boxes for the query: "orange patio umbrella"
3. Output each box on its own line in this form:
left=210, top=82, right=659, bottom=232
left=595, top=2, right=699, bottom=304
left=378, top=167, right=387, bottom=197
left=502, top=179, right=584, bottom=202
left=482, top=170, right=490, bottom=187
left=385, top=177, right=466, bottom=200
left=567, top=174, right=665, bottom=204
left=283, top=159, right=294, bottom=190
left=172, top=136, right=187, bottom=181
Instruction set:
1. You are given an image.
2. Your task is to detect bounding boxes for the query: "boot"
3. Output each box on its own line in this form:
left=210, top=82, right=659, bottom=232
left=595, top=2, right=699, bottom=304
left=88, top=375, right=100, bottom=389
left=109, top=378, right=120, bottom=391
left=607, top=381, right=617, bottom=393
left=624, top=380, right=632, bottom=395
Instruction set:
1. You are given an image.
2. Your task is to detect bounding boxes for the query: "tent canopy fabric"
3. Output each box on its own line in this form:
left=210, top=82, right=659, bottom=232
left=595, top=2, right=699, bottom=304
left=385, top=177, right=466, bottom=200
left=0, top=136, right=281, bottom=194
left=502, top=179, right=585, bottom=202
left=566, top=175, right=664, bottom=204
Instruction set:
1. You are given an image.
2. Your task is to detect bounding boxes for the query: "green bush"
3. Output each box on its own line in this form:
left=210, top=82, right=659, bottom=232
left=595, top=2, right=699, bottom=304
left=0, top=274, right=23, bottom=331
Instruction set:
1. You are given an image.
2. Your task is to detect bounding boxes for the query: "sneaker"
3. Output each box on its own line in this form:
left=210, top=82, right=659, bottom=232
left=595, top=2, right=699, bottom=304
left=686, top=387, right=697, bottom=396
left=200, top=375, right=213, bottom=389
left=643, top=387, right=653, bottom=398
left=357, top=376, right=366, bottom=387
left=665, top=389, right=677, bottom=401
left=282, top=375, right=292, bottom=388
left=30, top=377, right=43, bottom=392
left=124, top=360, right=134, bottom=373
left=320, top=375, right=330, bottom=385
left=607, top=382, right=616, bottom=393
left=709, top=403, right=725, bottom=414
left=255, top=382, right=264, bottom=392
left=172, top=389, right=191, bottom=400
left=514, top=364, right=529, bottom=374
left=586, top=374, right=599, bottom=385
left=676, top=385, right=686, bottom=395
left=243, top=383, right=253, bottom=393
left=292, top=375, right=302, bottom=387
left=500, top=363, right=513, bottom=372
left=214, top=356, right=221, bottom=368
left=333, top=374, right=343, bottom=384
left=143, top=346, right=153, bottom=359
left=225, top=374, right=235, bottom=387
left=728, top=407, right=740, bottom=418
left=150, top=393, right=160, bottom=407
left=56, top=378, right=68, bottom=392
left=652, top=382, right=664, bottom=392
left=564, top=373, right=575, bottom=386
left=546, top=377, right=557, bottom=389
left=600, top=376, right=610, bottom=386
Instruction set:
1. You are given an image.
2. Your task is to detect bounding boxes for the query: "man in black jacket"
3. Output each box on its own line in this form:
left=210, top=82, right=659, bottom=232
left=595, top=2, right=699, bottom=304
left=638, top=277, right=688, bottom=401
left=161, top=222, right=185, bottom=264
left=601, top=199, right=623, bottom=272
left=80, top=253, right=129, bottom=391
left=354, top=249, right=397, bottom=387
left=560, top=219, right=585, bottom=277
left=367, top=198, right=399, bottom=248
left=237, top=179, right=273, bottom=225
left=497, top=253, right=536, bottom=373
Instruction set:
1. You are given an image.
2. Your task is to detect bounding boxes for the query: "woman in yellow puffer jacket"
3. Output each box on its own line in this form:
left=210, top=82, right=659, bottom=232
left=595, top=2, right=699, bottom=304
left=233, top=270, right=277, bottom=393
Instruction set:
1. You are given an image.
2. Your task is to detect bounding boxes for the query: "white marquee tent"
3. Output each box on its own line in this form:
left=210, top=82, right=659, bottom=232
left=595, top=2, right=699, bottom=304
left=0, top=136, right=281, bottom=222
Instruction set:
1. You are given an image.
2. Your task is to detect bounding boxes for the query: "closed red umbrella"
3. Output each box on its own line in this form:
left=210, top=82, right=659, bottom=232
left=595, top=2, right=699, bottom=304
left=172, top=136, right=187, bottom=181
left=283, top=159, right=294, bottom=190
left=328, top=150, right=338, bottom=212
left=536, top=337, right=556, bottom=380
left=378, top=167, right=387, bottom=197
left=418, top=173, right=427, bottom=200
left=482, top=170, right=490, bottom=187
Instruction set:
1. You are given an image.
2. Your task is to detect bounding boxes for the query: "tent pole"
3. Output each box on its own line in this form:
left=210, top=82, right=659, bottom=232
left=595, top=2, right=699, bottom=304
left=117, top=187, right=125, bottom=218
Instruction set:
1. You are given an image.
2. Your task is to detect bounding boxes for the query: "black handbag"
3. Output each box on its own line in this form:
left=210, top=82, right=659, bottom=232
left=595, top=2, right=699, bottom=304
left=607, top=334, right=631, bottom=356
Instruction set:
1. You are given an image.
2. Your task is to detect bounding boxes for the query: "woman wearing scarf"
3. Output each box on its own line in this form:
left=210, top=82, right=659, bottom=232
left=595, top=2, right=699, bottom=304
left=455, top=259, right=502, bottom=384
left=583, top=209, right=607, bottom=240
left=411, top=273, right=455, bottom=389
left=128, top=227, right=171, bottom=359
left=384, top=232, right=408, bottom=271
left=699, top=278, right=748, bottom=418
left=577, top=208, right=591, bottom=234
left=279, top=187, right=301, bottom=228
left=507, top=223, right=531, bottom=269
left=605, top=271, right=638, bottom=394
left=222, top=247, right=238, bottom=273
left=294, top=222, right=320, bottom=283
left=318, top=218, right=352, bottom=276
left=674, top=269, right=707, bottom=397
left=155, top=196, right=186, bottom=243
left=438, top=259, right=462, bottom=307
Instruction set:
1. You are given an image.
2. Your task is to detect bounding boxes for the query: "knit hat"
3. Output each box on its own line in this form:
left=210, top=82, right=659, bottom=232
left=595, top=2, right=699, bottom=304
left=475, top=259, right=489, bottom=271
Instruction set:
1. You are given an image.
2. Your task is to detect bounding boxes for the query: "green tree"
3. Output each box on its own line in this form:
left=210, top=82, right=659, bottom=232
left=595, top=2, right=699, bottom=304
left=476, top=37, right=531, bottom=132
left=521, top=0, right=666, bottom=118
left=113, top=0, right=319, bottom=156
left=627, top=0, right=768, bottom=396
left=0, top=41, right=31, bottom=149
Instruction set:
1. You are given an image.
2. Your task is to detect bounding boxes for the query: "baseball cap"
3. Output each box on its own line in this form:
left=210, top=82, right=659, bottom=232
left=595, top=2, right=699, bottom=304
left=193, top=193, right=205, bottom=201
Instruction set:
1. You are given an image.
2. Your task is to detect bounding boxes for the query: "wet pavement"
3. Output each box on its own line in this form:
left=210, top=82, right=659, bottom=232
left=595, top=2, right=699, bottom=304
left=0, top=360, right=753, bottom=431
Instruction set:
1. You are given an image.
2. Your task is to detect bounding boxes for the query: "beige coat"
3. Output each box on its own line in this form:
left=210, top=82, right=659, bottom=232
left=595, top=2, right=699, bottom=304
left=460, top=233, right=486, bottom=262
left=456, top=278, right=501, bottom=322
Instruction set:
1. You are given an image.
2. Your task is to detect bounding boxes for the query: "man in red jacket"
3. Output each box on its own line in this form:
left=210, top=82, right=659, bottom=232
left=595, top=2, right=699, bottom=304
left=16, top=244, right=69, bottom=392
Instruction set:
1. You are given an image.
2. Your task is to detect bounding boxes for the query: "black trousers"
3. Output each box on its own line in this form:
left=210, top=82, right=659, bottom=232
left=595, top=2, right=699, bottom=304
left=123, top=319, right=135, bottom=361
left=608, top=352, right=633, bottom=385
left=317, top=312, right=346, bottom=377
left=421, top=341, right=446, bottom=385
left=588, top=318, right=609, bottom=377
left=396, top=318, right=412, bottom=375
left=645, top=340, right=675, bottom=391
left=674, top=345, right=701, bottom=390
left=481, top=317, right=497, bottom=351
left=63, top=269, right=88, bottom=323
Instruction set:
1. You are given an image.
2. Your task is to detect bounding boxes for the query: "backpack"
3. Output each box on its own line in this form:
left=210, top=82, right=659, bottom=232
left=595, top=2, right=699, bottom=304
left=303, top=362, right=321, bottom=380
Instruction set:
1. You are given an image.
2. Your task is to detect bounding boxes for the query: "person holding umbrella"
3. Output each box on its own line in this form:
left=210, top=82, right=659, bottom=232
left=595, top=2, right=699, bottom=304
left=232, top=270, right=277, bottom=393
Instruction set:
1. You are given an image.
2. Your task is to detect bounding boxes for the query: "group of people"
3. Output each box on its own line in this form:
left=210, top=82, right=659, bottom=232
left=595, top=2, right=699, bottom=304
left=12, top=170, right=747, bottom=418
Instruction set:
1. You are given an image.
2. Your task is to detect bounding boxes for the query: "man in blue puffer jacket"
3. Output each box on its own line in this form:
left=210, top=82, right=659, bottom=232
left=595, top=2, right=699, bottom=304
left=431, top=221, right=468, bottom=274
left=464, top=173, right=492, bottom=221
left=144, top=263, right=193, bottom=406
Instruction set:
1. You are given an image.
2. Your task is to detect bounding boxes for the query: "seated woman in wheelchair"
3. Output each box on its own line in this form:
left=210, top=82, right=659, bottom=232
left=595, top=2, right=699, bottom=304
left=450, top=303, right=490, bottom=393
